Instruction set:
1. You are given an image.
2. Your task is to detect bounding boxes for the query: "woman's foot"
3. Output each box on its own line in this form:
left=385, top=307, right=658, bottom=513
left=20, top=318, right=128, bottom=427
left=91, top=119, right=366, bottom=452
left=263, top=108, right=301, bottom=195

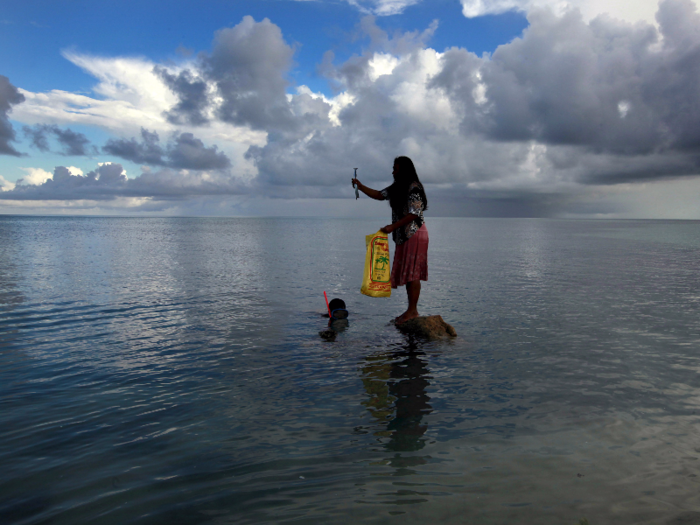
left=395, top=309, right=419, bottom=325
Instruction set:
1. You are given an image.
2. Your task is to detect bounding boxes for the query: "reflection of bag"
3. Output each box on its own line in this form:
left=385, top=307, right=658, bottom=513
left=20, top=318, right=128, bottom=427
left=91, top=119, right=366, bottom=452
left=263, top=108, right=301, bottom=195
left=361, top=230, right=392, bottom=298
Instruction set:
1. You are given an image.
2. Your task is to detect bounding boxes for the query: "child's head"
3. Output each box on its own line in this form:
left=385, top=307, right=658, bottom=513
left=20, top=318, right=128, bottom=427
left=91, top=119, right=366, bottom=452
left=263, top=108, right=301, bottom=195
left=328, top=298, right=348, bottom=320
left=328, top=298, right=346, bottom=311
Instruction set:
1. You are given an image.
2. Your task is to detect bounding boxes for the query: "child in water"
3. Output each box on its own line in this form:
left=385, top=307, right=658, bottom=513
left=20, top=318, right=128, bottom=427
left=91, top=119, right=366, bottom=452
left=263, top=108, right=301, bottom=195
left=320, top=298, right=349, bottom=341
left=328, top=298, right=348, bottom=320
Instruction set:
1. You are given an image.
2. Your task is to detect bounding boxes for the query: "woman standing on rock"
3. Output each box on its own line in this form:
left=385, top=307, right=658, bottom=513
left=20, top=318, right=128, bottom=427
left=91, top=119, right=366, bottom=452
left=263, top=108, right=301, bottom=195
left=352, top=156, right=429, bottom=324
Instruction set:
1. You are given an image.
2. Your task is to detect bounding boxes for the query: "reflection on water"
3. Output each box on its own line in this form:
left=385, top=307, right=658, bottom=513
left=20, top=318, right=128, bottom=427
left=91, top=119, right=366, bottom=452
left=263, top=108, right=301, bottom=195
left=360, top=340, right=433, bottom=455
left=4, top=217, right=700, bottom=523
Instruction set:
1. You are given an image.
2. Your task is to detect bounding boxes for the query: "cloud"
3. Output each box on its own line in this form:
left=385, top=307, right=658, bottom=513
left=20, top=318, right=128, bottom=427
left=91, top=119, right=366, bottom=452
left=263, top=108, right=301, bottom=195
left=23, top=124, right=96, bottom=156
left=0, top=174, right=15, bottom=191
left=458, top=0, right=662, bottom=22
left=246, top=0, right=700, bottom=199
left=102, top=128, right=163, bottom=165
left=166, top=132, right=231, bottom=170
left=4, top=164, right=128, bottom=201
left=160, top=16, right=297, bottom=131
left=12, top=67, right=174, bottom=136
left=0, top=75, right=25, bottom=156
left=457, top=0, right=696, bottom=25
left=429, top=0, right=700, bottom=179
left=17, top=167, right=54, bottom=186
left=345, top=0, right=422, bottom=16
left=102, top=128, right=231, bottom=170
left=220, top=2, right=700, bottom=220
left=154, top=67, right=211, bottom=125
left=245, top=16, right=553, bottom=193
left=1, top=162, right=247, bottom=201
left=433, top=8, right=668, bottom=152
left=23, top=125, right=49, bottom=151
left=10, top=1, right=700, bottom=217
left=10, top=52, right=266, bottom=177
left=293, top=0, right=421, bottom=16
left=311, top=0, right=699, bottom=24
left=63, top=52, right=177, bottom=118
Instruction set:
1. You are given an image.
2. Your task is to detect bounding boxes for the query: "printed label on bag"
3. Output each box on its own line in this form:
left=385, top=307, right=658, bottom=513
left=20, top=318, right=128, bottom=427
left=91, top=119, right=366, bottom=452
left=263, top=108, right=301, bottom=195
left=369, top=238, right=390, bottom=283
left=361, top=231, right=392, bottom=298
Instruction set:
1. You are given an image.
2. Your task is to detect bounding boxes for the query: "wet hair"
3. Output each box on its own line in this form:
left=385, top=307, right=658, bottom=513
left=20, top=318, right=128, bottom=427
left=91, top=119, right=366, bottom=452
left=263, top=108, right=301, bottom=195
left=387, top=156, right=428, bottom=215
left=328, top=298, right=348, bottom=320
left=328, top=298, right=346, bottom=311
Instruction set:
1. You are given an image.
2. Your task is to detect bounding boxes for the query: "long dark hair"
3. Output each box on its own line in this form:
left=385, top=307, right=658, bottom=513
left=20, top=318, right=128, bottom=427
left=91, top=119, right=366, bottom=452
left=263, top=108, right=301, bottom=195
left=388, top=156, right=428, bottom=215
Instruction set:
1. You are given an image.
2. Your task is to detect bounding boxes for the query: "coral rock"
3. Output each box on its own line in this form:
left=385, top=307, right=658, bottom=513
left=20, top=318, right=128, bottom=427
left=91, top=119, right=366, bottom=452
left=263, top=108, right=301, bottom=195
left=395, top=315, right=457, bottom=339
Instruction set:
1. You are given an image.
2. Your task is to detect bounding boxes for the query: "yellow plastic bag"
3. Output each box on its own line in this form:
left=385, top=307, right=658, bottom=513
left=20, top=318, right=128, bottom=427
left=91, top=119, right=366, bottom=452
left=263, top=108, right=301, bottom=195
left=361, top=230, right=392, bottom=298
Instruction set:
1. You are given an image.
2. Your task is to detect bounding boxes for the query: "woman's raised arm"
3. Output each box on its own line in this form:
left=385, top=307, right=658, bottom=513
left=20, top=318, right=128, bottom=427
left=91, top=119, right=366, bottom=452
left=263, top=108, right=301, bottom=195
left=351, top=178, right=385, bottom=201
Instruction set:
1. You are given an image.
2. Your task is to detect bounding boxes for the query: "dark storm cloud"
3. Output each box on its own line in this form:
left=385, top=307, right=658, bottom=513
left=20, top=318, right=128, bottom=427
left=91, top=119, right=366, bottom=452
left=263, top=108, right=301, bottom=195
left=576, top=151, right=700, bottom=185
left=432, top=0, right=700, bottom=162
left=1, top=162, right=247, bottom=201
left=103, top=128, right=162, bottom=164
left=0, top=75, right=25, bottom=156
left=103, top=128, right=231, bottom=170
left=154, top=67, right=210, bottom=126
left=475, top=8, right=665, bottom=152
left=160, top=16, right=296, bottom=131
left=166, top=132, right=231, bottom=170
left=23, top=124, right=96, bottom=156
left=53, top=127, right=94, bottom=156
left=23, top=125, right=50, bottom=151
left=430, top=185, right=571, bottom=217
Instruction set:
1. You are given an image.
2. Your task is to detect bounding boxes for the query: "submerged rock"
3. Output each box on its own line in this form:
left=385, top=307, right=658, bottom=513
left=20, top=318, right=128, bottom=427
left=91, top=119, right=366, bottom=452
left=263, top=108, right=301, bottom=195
left=395, top=315, right=457, bottom=339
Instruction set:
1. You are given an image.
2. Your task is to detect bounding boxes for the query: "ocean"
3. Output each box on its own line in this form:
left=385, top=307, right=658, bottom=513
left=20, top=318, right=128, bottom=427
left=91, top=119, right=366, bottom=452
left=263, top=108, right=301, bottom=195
left=2, top=216, right=700, bottom=524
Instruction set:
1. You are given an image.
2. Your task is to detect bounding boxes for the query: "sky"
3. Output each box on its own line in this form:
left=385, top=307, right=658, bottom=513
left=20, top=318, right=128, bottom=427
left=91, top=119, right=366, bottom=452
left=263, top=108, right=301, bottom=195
left=2, top=0, right=700, bottom=218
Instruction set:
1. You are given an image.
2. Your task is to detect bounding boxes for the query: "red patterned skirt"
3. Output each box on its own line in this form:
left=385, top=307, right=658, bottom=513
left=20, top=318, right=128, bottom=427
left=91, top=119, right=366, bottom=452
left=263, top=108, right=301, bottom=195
left=391, top=224, right=429, bottom=288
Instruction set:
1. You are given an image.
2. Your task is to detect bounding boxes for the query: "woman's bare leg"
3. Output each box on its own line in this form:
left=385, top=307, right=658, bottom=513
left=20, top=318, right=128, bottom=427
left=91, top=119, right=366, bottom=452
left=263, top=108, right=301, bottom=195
left=396, top=280, right=421, bottom=324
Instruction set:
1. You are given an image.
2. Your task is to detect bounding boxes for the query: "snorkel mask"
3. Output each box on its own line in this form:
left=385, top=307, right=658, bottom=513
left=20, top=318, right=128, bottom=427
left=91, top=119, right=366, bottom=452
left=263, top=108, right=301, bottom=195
left=330, top=309, right=349, bottom=320
left=324, top=292, right=349, bottom=321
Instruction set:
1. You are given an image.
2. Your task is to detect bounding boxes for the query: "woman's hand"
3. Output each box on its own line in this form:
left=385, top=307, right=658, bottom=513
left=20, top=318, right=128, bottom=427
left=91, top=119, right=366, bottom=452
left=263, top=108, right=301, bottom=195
left=380, top=224, right=394, bottom=234
left=352, top=180, right=385, bottom=201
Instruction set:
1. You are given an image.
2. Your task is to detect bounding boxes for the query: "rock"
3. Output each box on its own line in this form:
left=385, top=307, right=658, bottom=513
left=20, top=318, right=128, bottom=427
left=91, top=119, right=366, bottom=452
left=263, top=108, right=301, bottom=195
left=394, top=315, right=457, bottom=339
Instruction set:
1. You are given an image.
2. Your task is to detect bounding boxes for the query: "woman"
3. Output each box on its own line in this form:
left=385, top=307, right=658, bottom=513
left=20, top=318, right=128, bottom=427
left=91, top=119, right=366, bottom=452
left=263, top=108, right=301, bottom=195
left=352, top=156, right=429, bottom=324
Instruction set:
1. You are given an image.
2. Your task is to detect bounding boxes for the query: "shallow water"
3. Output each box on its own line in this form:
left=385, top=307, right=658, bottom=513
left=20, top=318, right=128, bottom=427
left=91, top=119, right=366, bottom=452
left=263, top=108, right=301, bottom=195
left=2, top=216, right=700, bottom=524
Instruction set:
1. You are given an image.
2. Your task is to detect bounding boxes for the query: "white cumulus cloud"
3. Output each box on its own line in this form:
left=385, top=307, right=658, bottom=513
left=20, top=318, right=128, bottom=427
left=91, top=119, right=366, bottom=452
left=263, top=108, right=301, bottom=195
left=331, top=0, right=700, bottom=25
left=0, top=174, right=15, bottom=191
left=347, top=0, right=422, bottom=15
left=460, top=0, right=699, bottom=24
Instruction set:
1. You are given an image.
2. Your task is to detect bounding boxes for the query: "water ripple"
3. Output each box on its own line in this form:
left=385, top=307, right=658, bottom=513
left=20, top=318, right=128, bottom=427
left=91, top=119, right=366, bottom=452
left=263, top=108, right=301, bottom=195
left=3, top=217, right=700, bottom=523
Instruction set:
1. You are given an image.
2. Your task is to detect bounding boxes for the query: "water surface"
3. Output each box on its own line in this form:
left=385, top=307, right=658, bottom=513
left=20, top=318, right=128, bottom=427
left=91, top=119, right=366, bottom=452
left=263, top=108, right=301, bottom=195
left=2, top=217, right=700, bottom=524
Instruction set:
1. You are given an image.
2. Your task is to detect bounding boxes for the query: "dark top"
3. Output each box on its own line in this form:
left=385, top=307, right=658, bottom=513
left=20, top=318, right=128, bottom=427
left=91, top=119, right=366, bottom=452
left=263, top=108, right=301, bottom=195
left=380, top=181, right=426, bottom=245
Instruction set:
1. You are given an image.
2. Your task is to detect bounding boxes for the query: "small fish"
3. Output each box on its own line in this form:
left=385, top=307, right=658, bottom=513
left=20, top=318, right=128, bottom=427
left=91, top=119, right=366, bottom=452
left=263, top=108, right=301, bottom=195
left=353, top=168, right=359, bottom=199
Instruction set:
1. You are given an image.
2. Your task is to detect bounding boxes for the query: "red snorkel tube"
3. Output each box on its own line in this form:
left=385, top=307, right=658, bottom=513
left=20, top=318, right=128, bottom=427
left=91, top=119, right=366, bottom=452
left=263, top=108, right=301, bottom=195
left=323, top=291, right=332, bottom=317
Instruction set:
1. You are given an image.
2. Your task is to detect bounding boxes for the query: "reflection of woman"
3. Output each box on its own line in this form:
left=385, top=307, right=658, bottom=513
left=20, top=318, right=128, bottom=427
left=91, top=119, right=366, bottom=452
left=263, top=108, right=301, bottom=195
left=360, top=345, right=432, bottom=452
left=352, top=156, right=429, bottom=324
